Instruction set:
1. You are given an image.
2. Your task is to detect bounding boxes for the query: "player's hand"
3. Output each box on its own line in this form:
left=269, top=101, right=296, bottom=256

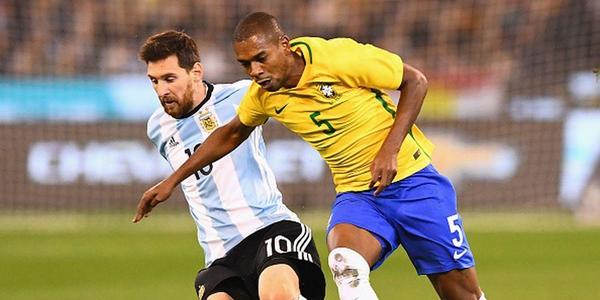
left=369, top=146, right=398, bottom=196
left=132, top=179, right=175, bottom=223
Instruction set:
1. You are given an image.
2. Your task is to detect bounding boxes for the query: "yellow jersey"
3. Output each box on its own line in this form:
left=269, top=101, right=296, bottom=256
left=238, top=36, right=434, bottom=193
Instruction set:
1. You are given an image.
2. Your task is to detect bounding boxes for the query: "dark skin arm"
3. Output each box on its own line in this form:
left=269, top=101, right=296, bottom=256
left=369, top=63, right=428, bottom=196
left=133, top=116, right=255, bottom=222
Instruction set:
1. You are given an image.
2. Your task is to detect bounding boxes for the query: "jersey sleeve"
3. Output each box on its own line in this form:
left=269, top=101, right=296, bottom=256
left=237, top=84, right=269, bottom=127
left=146, top=110, right=167, bottom=159
left=330, top=38, right=404, bottom=90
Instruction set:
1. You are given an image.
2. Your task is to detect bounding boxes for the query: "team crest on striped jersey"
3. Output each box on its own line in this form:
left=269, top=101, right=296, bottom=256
left=197, top=109, right=218, bottom=132
left=317, top=83, right=340, bottom=100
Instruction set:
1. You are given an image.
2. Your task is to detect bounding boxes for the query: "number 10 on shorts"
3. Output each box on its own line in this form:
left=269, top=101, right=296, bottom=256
left=264, top=235, right=313, bottom=262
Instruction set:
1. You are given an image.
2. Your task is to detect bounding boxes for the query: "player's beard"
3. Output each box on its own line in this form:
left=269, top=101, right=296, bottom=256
left=161, top=81, right=195, bottom=119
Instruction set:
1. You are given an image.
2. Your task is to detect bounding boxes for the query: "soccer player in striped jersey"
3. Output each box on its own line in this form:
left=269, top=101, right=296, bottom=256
left=133, top=30, right=325, bottom=300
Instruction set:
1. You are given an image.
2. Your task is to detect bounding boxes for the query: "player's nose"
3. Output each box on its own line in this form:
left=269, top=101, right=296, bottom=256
left=249, top=62, right=264, bottom=78
left=156, top=82, right=170, bottom=97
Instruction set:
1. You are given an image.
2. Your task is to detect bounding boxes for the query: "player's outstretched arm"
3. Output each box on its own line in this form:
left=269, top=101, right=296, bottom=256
left=370, top=63, right=428, bottom=196
left=133, top=116, right=255, bottom=222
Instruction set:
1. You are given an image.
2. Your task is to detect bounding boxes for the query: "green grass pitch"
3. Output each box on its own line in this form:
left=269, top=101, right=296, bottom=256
left=1, top=211, right=599, bottom=299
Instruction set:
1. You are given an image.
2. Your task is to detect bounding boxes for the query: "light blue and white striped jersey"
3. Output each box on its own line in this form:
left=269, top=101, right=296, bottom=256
left=147, top=80, right=299, bottom=266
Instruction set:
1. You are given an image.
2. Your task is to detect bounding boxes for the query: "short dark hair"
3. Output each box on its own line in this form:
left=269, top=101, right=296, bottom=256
left=233, top=12, right=284, bottom=43
left=139, top=30, right=200, bottom=71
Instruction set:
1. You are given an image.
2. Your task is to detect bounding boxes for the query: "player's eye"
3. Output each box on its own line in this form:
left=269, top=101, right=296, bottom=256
left=240, top=61, right=250, bottom=68
left=150, top=78, right=158, bottom=84
left=165, top=76, right=176, bottom=83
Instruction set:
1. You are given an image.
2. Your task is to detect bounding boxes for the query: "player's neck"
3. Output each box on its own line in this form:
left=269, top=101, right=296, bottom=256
left=178, top=81, right=209, bottom=119
left=192, top=81, right=208, bottom=107
left=284, top=51, right=306, bottom=88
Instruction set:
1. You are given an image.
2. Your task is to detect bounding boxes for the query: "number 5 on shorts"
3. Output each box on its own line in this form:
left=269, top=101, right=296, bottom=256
left=446, top=214, right=464, bottom=247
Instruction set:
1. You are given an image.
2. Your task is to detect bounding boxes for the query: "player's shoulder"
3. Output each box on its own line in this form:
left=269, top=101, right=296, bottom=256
left=291, top=36, right=355, bottom=47
left=290, top=37, right=364, bottom=77
left=212, top=79, right=251, bottom=95
left=290, top=36, right=325, bottom=64
left=210, top=79, right=252, bottom=105
left=290, top=36, right=327, bottom=46
left=146, top=107, right=168, bottom=140
left=291, top=36, right=360, bottom=56
left=147, top=107, right=166, bottom=130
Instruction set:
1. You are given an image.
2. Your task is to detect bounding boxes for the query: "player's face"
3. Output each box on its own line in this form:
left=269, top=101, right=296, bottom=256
left=147, top=55, right=196, bottom=118
left=234, top=35, right=292, bottom=92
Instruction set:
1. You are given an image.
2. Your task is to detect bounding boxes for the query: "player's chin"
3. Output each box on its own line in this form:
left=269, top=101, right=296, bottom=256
left=163, top=105, right=182, bottom=118
left=263, top=82, right=281, bottom=92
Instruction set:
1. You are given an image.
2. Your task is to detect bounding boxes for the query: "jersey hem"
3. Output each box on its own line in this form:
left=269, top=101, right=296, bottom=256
left=333, top=159, right=432, bottom=193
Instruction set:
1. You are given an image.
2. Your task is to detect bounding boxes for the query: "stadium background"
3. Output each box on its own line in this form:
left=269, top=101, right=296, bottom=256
left=1, top=0, right=599, bottom=299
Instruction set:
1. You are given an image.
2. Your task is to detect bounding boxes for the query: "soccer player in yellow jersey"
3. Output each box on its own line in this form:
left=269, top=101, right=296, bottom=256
left=136, top=12, right=486, bottom=300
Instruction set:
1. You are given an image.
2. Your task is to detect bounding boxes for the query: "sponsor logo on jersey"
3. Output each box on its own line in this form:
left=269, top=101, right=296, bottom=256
left=275, top=103, right=289, bottom=114
left=167, top=136, right=179, bottom=148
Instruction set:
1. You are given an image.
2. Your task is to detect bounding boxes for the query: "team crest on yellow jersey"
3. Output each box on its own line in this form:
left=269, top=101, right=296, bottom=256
left=198, top=109, right=218, bottom=132
left=318, top=83, right=340, bottom=100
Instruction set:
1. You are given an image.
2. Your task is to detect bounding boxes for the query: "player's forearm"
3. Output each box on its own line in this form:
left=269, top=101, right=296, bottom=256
left=165, top=119, right=252, bottom=187
left=382, top=67, right=428, bottom=153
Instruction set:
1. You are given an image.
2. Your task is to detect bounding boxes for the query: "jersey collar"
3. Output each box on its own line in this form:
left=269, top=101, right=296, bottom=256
left=290, top=40, right=312, bottom=89
left=178, top=81, right=214, bottom=119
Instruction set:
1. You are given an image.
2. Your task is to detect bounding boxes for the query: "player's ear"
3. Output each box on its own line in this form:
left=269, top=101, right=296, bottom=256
left=279, top=35, right=291, bottom=51
left=191, top=62, right=203, bottom=82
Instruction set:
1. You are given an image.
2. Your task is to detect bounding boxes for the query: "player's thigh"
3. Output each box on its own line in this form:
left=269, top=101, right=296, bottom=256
left=257, top=221, right=326, bottom=299
left=327, top=223, right=382, bottom=267
left=397, top=205, right=475, bottom=274
left=327, top=192, right=396, bottom=268
left=205, top=277, right=252, bottom=300
left=258, top=263, right=300, bottom=299
left=195, top=264, right=251, bottom=300
left=386, top=165, right=476, bottom=275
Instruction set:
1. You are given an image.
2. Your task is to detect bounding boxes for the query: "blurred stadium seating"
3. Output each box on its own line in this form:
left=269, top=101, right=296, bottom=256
left=0, top=0, right=598, bottom=214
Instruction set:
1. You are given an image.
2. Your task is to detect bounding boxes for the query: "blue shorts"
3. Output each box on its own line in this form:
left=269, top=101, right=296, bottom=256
left=327, top=164, right=475, bottom=275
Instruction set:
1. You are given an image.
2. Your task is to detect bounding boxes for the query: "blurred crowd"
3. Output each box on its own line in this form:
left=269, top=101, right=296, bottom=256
left=0, top=0, right=598, bottom=100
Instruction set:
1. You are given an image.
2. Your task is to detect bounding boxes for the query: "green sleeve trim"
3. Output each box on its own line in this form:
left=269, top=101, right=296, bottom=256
left=290, top=41, right=313, bottom=64
left=371, top=89, right=396, bottom=118
left=371, top=89, right=431, bottom=160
